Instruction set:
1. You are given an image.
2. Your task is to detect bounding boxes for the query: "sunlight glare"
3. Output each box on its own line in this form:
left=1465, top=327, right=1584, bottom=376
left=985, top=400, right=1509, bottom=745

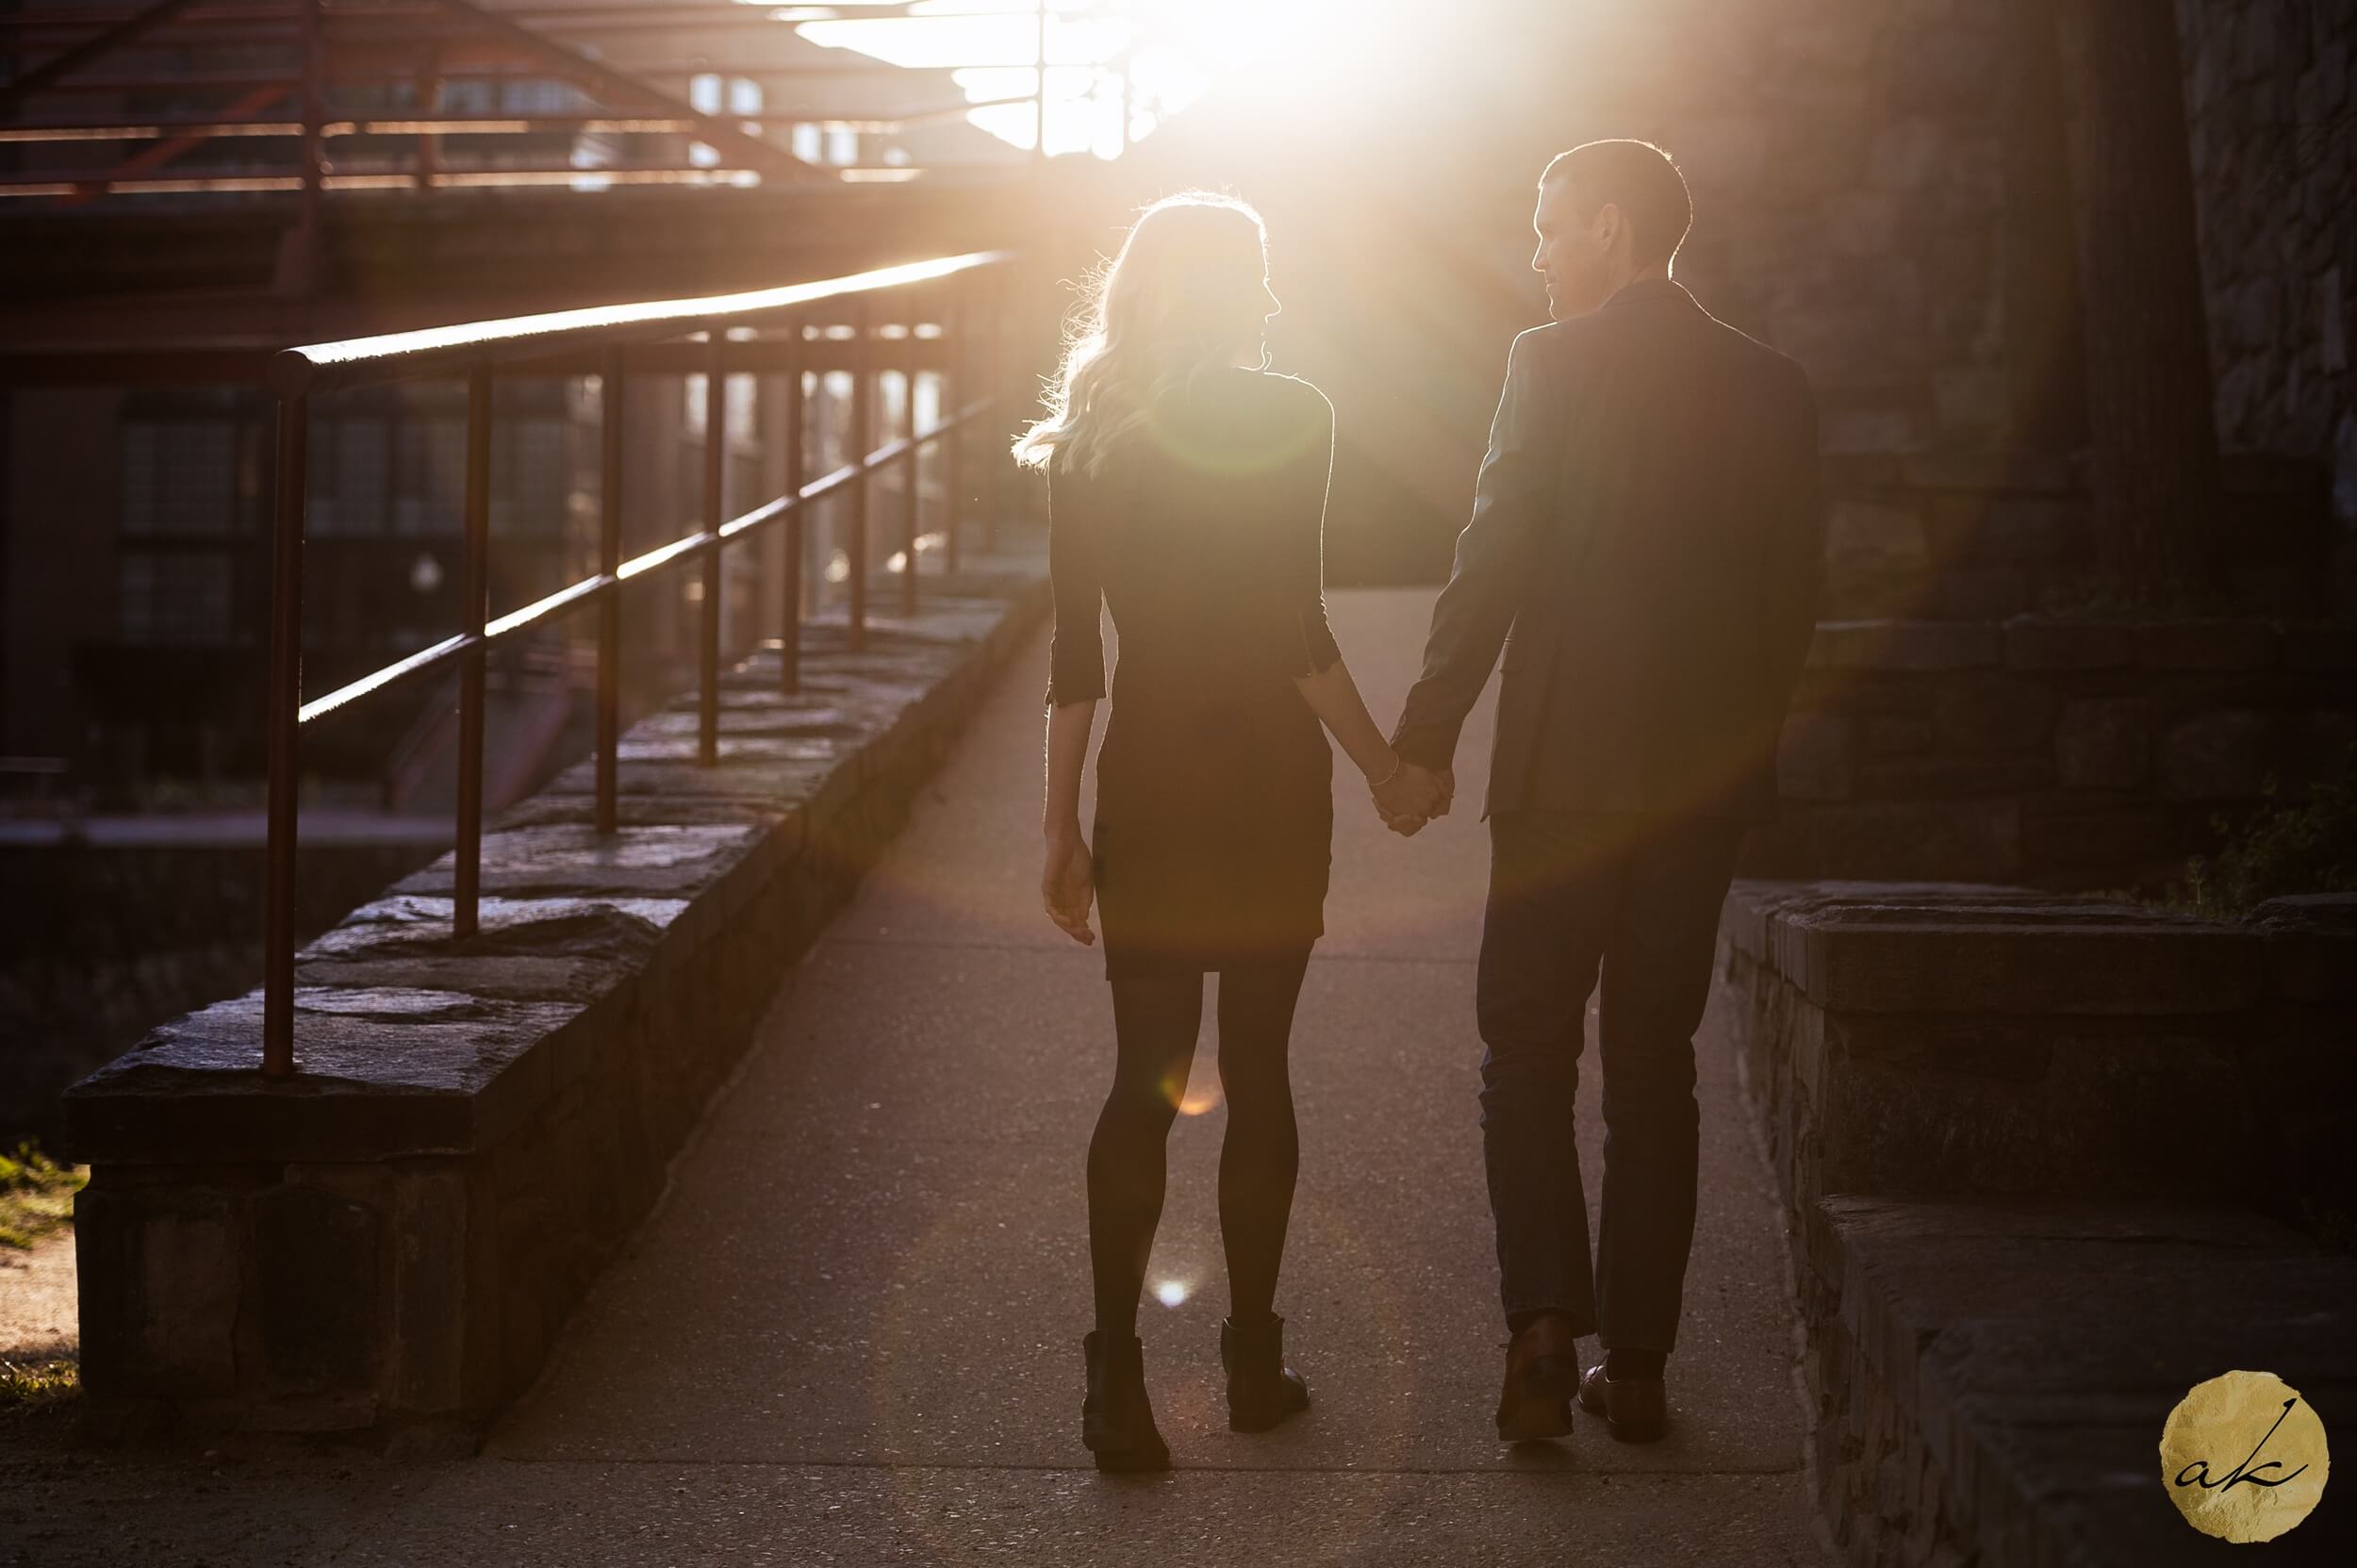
left=780, top=1, right=1363, bottom=157
left=1153, top=1279, right=1189, bottom=1308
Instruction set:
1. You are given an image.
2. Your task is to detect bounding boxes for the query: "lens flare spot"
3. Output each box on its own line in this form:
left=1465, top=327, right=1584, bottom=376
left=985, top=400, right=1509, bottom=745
left=1178, top=1083, right=1222, bottom=1116
left=1153, top=1279, right=1188, bottom=1308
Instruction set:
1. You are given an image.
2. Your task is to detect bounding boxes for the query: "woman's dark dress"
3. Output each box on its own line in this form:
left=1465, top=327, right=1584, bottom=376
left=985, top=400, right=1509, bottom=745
left=1045, top=369, right=1342, bottom=979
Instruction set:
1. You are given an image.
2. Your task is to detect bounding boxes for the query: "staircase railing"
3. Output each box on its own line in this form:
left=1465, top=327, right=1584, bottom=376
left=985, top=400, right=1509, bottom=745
left=260, top=247, right=1021, bottom=1075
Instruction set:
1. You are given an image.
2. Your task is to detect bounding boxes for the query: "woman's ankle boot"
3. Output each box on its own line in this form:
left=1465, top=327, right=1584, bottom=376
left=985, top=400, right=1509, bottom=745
left=1081, top=1329, right=1170, bottom=1473
left=1221, top=1312, right=1310, bottom=1433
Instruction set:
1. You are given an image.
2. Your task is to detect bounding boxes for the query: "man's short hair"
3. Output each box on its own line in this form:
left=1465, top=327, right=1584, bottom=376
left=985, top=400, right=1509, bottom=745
left=1541, top=140, right=1692, bottom=270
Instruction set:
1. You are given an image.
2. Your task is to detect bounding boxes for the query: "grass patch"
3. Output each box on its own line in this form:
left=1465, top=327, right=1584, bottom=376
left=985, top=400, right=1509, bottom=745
left=2180, top=748, right=2357, bottom=918
left=0, top=1355, right=78, bottom=1418
left=0, top=1142, right=86, bottom=1250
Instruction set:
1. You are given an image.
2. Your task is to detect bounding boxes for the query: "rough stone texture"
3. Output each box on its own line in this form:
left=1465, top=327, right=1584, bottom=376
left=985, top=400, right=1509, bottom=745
left=1757, top=618, right=2357, bottom=887
left=1810, top=457, right=2340, bottom=622
left=2178, top=0, right=2357, bottom=522
left=1714, top=883, right=2353, bottom=1227
left=1716, top=878, right=2357, bottom=1564
left=1801, top=1196, right=2357, bottom=1567
left=60, top=559, right=1050, bottom=1438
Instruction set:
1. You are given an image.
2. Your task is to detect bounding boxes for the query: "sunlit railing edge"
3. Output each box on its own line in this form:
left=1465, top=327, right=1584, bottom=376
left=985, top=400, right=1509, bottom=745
left=292, top=395, right=1001, bottom=728
left=259, top=254, right=1025, bottom=1079
left=272, top=251, right=1013, bottom=395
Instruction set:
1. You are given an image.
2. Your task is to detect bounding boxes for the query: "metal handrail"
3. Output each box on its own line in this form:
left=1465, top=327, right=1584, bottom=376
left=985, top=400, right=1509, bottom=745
left=261, top=250, right=1022, bottom=1076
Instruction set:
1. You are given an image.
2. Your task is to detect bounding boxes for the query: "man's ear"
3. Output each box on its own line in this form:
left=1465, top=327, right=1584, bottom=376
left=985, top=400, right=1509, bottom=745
left=1592, top=201, right=1624, bottom=255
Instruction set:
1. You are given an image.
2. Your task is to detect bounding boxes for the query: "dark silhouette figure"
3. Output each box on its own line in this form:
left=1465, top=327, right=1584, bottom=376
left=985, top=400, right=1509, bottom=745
left=1022, top=193, right=1411, bottom=1472
left=1388, top=140, right=1824, bottom=1443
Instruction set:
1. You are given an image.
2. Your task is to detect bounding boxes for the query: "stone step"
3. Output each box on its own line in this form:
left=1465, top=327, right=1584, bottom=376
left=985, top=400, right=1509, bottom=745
left=1716, top=883, right=2357, bottom=1215
left=1804, top=1194, right=2357, bottom=1565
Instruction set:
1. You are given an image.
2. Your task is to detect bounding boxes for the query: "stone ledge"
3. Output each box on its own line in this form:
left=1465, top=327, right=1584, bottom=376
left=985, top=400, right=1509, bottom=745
left=1804, top=1195, right=2357, bottom=1566
left=1720, top=882, right=2265, bottom=1015
left=1715, top=882, right=2357, bottom=1221
left=61, top=553, right=1051, bottom=1437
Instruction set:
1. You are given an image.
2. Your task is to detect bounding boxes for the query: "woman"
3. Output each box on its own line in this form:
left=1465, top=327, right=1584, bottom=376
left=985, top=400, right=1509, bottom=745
left=1014, top=192, right=1430, bottom=1473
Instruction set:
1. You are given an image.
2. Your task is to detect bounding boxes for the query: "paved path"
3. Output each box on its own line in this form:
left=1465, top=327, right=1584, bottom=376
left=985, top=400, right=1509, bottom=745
left=4, top=589, right=1831, bottom=1567
left=323, top=587, right=1829, bottom=1565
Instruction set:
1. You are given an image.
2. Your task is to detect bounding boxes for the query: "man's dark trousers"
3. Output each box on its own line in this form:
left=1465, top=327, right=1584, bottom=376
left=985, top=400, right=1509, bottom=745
left=1475, top=807, right=1745, bottom=1352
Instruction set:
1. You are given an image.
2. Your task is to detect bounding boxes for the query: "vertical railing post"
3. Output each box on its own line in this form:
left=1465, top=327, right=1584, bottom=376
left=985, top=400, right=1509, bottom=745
left=849, top=299, right=871, bottom=652
left=414, top=47, right=441, bottom=192
left=781, top=323, right=804, bottom=694
left=901, top=306, right=920, bottom=618
left=981, top=272, right=1003, bottom=554
left=596, top=346, right=623, bottom=835
left=262, top=392, right=308, bottom=1078
left=454, top=363, right=492, bottom=940
left=943, top=289, right=963, bottom=578
left=1033, top=0, right=1048, bottom=162
left=700, top=330, right=725, bottom=767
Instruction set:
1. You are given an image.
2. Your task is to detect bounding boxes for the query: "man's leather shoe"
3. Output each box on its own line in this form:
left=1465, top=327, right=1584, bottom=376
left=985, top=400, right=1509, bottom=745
left=1493, top=1313, right=1577, bottom=1442
left=1577, top=1360, right=1667, bottom=1443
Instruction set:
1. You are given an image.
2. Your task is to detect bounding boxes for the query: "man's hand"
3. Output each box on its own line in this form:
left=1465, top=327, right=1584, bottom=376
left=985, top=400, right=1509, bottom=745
left=1372, top=761, right=1454, bottom=836
left=1041, top=834, right=1096, bottom=946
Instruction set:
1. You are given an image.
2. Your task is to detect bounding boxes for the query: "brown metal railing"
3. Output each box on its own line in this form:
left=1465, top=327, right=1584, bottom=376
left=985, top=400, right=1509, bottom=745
left=261, top=247, right=1020, bottom=1076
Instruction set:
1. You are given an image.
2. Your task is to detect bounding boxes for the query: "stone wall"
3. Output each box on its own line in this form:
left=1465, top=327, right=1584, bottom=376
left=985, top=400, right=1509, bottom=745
left=61, top=559, right=1048, bottom=1440
left=1747, top=614, right=2357, bottom=888
left=1715, top=883, right=2357, bottom=1225
left=1798, top=1195, right=2357, bottom=1567
left=2178, top=0, right=2357, bottom=516
left=1714, top=881, right=2357, bottom=1564
left=1815, top=452, right=2340, bottom=620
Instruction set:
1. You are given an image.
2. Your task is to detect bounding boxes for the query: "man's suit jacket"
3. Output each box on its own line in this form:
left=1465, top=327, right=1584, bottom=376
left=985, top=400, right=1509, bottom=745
left=1391, top=276, right=1823, bottom=824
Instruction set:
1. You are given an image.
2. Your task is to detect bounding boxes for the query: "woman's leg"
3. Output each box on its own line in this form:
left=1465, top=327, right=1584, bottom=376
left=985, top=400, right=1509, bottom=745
left=1088, top=965, right=1206, bottom=1336
left=1214, top=947, right=1314, bottom=1323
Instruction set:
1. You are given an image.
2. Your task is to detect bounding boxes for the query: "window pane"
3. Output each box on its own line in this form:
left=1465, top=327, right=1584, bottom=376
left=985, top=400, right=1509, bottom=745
left=119, top=552, right=232, bottom=644
left=121, top=419, right=235, bottom=536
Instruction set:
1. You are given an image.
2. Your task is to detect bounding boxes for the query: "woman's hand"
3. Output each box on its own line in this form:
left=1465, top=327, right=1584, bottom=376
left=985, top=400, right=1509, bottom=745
left=1041, top=833, right=1097, bottom=946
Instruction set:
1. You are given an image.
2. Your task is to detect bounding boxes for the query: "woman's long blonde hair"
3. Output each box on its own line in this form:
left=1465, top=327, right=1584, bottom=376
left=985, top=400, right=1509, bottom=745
left=1011, top=191, right=1273, bottom=476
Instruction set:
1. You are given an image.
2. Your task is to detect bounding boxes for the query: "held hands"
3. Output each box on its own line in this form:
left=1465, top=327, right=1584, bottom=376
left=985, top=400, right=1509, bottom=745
left=1369, top=753, right=1454, bottom=836
left=1041, top=832, right=1097, bottom=946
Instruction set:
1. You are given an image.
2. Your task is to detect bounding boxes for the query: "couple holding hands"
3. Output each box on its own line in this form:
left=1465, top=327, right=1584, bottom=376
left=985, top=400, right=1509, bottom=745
left=1018, top=139, right=1822, bottom=1471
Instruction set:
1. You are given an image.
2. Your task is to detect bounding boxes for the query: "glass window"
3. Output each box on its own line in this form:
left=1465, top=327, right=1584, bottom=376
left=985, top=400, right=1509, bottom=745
left=120, top=419, right=237, bottom=536
left=119, top=552, right=232, bottom=645
left=393, top=419, right=465, bottom=534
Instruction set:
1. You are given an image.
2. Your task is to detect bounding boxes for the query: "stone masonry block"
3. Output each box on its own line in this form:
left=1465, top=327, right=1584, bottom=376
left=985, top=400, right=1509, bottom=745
left=1801, top=800, right=2022, bottom=883
left=2137, top=619, right=2279, bottom=670
left=252, top=1184, right=381, bottom=1396
left=1932, top=675, right=2057, bottom=754
left=1810, top=620, right=2004, bottom=672
left=389, top=1163, right=471, bottom=1416
left=73, top=1180, right=241, bottom=1398
left=1778, top=712, right=1855, bottom=801
left=2159, top=710, right=2276, bottom=800
left=2053, top=698, right=2151, bottom=790
left=2003, top=618, right=2136, bottom=671
left=2280, top=623, right=2357, bottom=670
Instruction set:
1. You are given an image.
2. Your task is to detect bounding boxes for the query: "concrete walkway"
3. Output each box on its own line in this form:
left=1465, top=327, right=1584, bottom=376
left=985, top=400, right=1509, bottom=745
left=5, top=590, right=1831, bottom=1567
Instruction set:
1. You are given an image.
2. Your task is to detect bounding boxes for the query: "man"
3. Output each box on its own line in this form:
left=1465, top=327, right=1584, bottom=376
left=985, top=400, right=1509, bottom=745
left=1371, top=140, right=1822, bottom=1444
